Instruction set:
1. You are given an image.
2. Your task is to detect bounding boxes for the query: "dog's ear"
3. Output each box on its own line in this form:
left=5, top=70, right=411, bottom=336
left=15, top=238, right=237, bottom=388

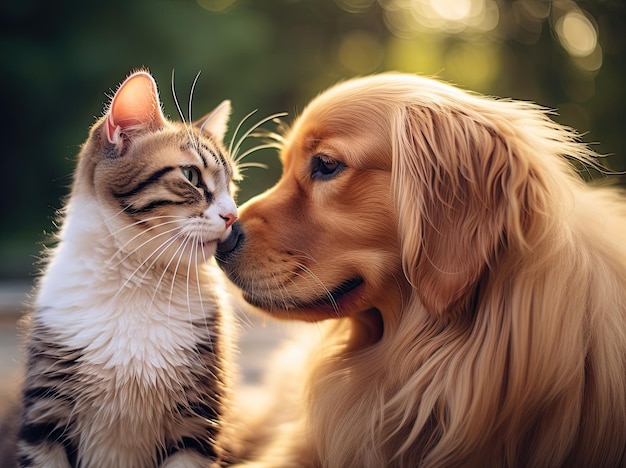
left=392, top=105, right=533, bottom=316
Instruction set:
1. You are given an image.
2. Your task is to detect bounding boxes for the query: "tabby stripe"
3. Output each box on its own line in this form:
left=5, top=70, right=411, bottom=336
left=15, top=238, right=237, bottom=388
left=202, top=187, right=213, bottom=204
left=18, top=421, right=79, bottom=467
left=17, top=455, right=34, bottom=466
left=23, top=386, right=63, bottom=407
left=196, top=341, right=216, bottom=355
left=197, top=143, right=219, bottom=168
left=198, top=151, right=208, bottom=169
left=216, top=150, right=228, bottom=173
left=178, top=401, right=220, bottom=421
left=19, top=421, right=68, bottom=446
left=126, top=199, right=188, bottom=214
left=113, top=166, right=176, bottom=199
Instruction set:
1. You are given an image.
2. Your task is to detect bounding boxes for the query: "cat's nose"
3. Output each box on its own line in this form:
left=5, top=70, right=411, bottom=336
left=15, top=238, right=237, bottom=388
left=220, top=212, right=237, bottom=228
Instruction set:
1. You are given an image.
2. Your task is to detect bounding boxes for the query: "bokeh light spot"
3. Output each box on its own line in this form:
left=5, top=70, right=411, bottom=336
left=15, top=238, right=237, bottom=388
left=380, top=0, right=499, bottom=36
left=197, top=0, right=237, bottom=13
left=572, top=44, right=603, bottom=72
left=335, top=0, right=376, bottom=14
left=429, top=0, right=472, bottom=22
left=556, top=10, right=597, bottom=58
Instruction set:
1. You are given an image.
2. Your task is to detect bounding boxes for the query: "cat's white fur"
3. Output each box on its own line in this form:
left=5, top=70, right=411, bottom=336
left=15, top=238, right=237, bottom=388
left=3, top=70, right=238, bottom=467
left=32, top=193, right=235, bottom=467
left=37, top=194, right=233, bottom=378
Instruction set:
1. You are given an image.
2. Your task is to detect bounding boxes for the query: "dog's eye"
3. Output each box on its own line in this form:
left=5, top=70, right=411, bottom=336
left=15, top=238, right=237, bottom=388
left=311, top=155, right=344, bottom=180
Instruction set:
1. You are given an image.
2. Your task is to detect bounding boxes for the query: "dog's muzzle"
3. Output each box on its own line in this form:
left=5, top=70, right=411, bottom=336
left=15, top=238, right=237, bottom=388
left=216, top=221, right=244, bottom=265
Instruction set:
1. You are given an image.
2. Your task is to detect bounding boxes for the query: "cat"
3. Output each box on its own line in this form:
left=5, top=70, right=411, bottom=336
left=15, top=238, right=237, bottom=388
left=0, top=70, right=239, bottom=467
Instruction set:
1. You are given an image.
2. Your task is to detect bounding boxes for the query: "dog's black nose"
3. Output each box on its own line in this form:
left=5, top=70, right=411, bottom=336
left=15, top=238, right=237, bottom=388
left=217, top=221, right=243, bottom=258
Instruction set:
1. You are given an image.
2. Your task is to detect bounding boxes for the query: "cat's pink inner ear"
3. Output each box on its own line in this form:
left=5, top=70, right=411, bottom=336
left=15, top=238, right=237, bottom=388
left=106, top=72, right=163, bottom=143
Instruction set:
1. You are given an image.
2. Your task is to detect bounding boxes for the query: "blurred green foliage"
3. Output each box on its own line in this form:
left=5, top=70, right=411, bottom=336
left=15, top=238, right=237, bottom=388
left=1, top=0, right=624, bottom=278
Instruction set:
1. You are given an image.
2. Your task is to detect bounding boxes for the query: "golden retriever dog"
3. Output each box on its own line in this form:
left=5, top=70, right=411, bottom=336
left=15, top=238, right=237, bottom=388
left=217, top=73, right=626, bottom=467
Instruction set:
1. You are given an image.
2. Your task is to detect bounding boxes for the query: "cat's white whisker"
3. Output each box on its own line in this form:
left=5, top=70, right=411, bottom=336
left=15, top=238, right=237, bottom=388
left=133, top=231, right=187, bottom=286
left=13, top=69, right=236, bottom=466
left=231, top=112, right=288, bottom=164
left=251, top=129, right=287, bottom=146
left=100, top=205, right=134, bottom=224
left=167, top=232, right=192, bottom=320
left=228, top=109, right=258, bottom=158
left=170, top=69, right=194, bottom=143
left=195, top=236, right=215, bottom=349
left=195, top=233, right=215, bottom=350
left=112, top=229, right=185, bottom=301
left=105, top=215, right=182, bottom=237
left=146, top=234, right=189, bottom=313
left=185, top=234, right=195, bottom=324
left=238, top=162, right=270, bottom=173
left=188, top=71, right=202, bottom=128
left=148, top=231, right=191, bottom=296
left=192, top=233, right=203, bottom=314
left=234, top=143, right=282, bottom=165
left=103, top=217, right=182, bottom=253
left=106, top=222, right=183, bottom=271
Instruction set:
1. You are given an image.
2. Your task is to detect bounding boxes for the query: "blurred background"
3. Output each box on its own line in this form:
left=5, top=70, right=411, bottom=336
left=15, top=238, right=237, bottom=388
left=0, top=0, right=625, bottom=388
left=1, top=0, right=625, bottom=281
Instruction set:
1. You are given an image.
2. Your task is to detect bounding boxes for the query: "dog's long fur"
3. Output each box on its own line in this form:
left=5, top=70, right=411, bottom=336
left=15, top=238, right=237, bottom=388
left=219, top=73, right=626, bottom=467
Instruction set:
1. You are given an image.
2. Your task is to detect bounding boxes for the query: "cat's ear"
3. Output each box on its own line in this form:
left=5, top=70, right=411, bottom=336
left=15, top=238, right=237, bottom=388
left=106, top=71, right=165, bottom=145
left=194, top=100, right=231, bottom=143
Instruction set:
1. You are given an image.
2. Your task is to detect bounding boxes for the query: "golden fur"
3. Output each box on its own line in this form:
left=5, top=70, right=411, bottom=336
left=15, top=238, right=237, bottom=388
left=219, top=73, right=626, bottom=467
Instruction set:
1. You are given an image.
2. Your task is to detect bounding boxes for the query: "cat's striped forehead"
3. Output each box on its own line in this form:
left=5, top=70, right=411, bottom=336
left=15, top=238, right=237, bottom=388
left=108, top=126, right=230, bottom=184
left=183, top=139, right=234, bottom=181
left=136, top=125, right=233, bottom=178
left=93, top=122, right=236, bottom=221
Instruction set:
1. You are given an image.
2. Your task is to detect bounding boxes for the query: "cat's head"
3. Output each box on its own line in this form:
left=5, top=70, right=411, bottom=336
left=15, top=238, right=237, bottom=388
left=74, top=70, right=238, bottom=266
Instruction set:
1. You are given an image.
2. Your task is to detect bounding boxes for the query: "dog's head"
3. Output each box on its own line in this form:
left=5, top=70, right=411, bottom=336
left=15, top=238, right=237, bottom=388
left=218, top=73, right=584, bottom=323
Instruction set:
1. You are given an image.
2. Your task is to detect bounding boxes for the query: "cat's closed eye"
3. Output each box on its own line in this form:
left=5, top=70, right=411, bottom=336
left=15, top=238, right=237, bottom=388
left=181, top=166, right=202, bottom=187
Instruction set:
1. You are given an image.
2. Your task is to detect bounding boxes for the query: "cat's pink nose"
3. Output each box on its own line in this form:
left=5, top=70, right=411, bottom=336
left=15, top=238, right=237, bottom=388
left=220, top=213, right=237, bottom=229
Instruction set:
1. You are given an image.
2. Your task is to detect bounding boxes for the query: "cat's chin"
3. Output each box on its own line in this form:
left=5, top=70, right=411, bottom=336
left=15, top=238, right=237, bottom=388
left=196, top=239, right=219, bottom=257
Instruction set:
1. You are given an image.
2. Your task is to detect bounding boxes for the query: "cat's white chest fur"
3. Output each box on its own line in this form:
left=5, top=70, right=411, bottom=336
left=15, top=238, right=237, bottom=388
left=36, top=199, right=217, bottom=381
left=15, top=71, right=236, bottom=467
left=32, top=200, right=226, bottom=465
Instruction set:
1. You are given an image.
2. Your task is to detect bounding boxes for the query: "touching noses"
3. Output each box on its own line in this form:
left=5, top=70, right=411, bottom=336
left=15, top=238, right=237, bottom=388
left=220, top=212, right=237, bottom=229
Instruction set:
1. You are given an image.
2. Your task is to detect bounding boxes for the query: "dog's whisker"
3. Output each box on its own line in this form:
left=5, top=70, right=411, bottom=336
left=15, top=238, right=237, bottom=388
left=294, top=263, right=340, bottom=316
